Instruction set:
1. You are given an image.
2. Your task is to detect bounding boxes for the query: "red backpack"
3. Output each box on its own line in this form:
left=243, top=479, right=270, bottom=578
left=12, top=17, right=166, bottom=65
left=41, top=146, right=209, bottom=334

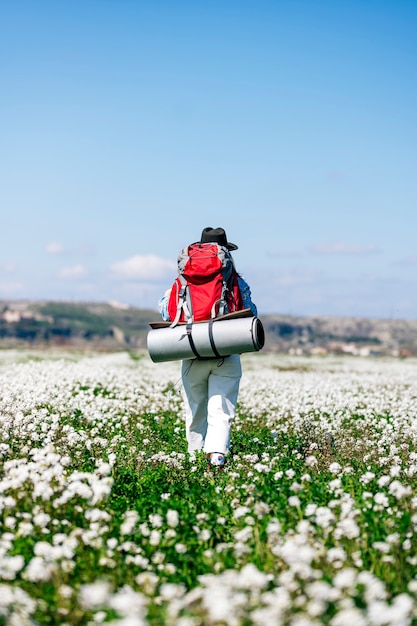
left=167, top=243, right=243, bottom=326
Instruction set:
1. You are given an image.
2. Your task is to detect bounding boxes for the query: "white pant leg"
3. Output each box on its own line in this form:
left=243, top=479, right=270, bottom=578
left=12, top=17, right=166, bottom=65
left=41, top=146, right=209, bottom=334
left=181, top=355, right=242, bottom=454
left=181, top=358, right=211, bottom=452
left=204, top=354, right=241, bottom=454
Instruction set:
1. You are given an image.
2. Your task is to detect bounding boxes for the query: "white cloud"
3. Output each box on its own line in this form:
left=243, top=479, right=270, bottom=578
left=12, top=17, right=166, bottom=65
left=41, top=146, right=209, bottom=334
left=0, top=263, right=16, bottom=274
left=108, top=300, right=130, bottom=310
left=310, top=242, right=379, bottom=255
left=110, top=255, right=176, bottom=281
left=273, top=269, right=320, bottom=286
left=397, top=255, right=417, bottom=266
left=0, top=281, right=24, bottom=294
left=45, top=241, right=68, bottom=255
left=57, top=265, right=87, bottom=279
left=45, top=242, right=95, bottom=256
left=267, top=250, right=302, bottom=259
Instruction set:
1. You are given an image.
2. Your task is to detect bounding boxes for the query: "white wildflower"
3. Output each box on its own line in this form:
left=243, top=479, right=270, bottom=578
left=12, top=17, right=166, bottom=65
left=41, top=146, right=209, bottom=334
left=79, top=581, right=111, bottom=609
left=149, top=530, right=161, bottom=546
left=331, top=607, right=367, bottom=626
left=120, top=510, right=139, bottom=535
left=329, top=462, right=342, bottom=475
left=233, top=506, right=251, bottom=519
left=149, top=513, right=163, bottom=528
left=389, top=480, right=412, bottom=499
left=175, top=543, right=187, bottom=554
left=23, top=556, right=56, bottom=582
left=167, top=509, right=179, bottom=528
left=288, top=495, right=301, bottom=508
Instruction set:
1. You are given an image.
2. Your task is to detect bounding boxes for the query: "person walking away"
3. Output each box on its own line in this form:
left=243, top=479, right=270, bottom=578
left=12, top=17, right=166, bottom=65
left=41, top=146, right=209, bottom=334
left=158, top=227, right=257, bottom=469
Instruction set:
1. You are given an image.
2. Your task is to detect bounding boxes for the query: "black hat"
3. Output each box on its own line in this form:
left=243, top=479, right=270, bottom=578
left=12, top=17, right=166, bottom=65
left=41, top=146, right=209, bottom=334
left=200, top=227, right=238, bottom=251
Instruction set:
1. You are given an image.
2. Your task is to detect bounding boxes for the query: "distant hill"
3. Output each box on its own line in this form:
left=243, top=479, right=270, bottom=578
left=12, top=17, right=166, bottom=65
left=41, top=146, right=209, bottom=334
left=1, top=299, right=416, bottom=356
left=0, top=300, right=156, bottom=351
left=262, top=313, right=417, bottom=357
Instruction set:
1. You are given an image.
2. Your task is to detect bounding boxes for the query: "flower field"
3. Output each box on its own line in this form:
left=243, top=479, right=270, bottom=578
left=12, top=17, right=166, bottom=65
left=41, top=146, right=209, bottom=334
left=1, top=349, right=417, bottom=625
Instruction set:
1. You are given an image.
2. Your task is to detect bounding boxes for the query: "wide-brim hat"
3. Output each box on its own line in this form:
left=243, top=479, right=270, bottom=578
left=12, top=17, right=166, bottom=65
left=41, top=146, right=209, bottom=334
left=199, top=227, right=238, bottom=251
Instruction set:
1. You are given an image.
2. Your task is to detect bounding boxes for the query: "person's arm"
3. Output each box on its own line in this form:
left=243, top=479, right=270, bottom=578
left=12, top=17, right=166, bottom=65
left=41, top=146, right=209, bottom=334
left=158, top=289, right=171, bottom=321
left=237, top=276, right=257, bottom=316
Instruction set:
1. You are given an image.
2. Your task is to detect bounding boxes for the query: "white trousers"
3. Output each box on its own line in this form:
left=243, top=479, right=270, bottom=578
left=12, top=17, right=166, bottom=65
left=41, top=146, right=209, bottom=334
left=181, top=354, right=242, bottom=455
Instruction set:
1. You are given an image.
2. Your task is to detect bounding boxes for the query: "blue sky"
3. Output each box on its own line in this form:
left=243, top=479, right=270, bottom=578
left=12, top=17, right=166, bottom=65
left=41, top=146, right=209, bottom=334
left=1, top=0, right=416, bottom=318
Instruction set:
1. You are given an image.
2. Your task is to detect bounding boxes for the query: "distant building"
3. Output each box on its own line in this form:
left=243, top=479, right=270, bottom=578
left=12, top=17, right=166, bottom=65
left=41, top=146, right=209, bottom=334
left=2, top=310, right=21, bottom=323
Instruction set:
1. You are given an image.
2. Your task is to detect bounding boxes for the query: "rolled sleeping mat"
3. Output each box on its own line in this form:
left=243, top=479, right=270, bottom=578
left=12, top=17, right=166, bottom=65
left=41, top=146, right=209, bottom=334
left=147, top=316, right=265, bottom=363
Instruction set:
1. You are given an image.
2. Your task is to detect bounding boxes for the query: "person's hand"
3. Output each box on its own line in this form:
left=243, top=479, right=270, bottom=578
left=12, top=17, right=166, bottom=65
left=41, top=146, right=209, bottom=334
left=164, top=289, right=171, bottom=297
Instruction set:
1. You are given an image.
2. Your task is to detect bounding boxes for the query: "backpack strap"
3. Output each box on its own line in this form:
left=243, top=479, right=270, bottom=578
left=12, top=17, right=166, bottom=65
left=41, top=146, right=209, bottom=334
left=210, top=276, right=235, bottom=318
left=185, top=320, right=222, bottom=360
left=185, top=322, right=203, bottom=359
left=170, top=277, right=193, bottom=328
left=208, top=318, right=222, bottom=358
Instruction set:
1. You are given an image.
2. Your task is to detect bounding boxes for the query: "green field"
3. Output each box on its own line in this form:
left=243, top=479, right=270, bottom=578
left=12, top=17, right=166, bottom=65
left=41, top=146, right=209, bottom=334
left=0, top=350, right=417, bottom=625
